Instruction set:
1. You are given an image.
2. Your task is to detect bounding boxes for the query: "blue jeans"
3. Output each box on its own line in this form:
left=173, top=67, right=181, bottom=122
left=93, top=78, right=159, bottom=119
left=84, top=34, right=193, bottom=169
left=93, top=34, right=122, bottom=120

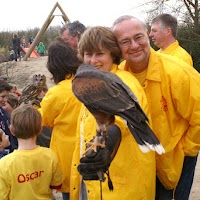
left=156, top=155, right=198, bottom=200
left=82, top=181, right=88, bottom=200
left=62, top=183, right=87, bottom=200
left=62, top=192, right=69, bottom=200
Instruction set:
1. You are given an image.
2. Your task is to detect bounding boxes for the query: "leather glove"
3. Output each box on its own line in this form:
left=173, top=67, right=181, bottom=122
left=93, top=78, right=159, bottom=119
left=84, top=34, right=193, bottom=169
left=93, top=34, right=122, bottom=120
left=77, top=124, right=121, bottom=181
left=78, top=147, right=111, bottom=180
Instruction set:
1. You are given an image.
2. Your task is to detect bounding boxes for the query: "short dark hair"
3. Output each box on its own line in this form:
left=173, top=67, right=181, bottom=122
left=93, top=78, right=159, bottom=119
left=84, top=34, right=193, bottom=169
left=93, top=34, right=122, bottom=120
left=11, top=104, right=42, bottom=139
left=47, top=37, right=82, bottom=84
left=60, top=21, right=86, bottom=39
left=152, top=14, right=178, bottom=37
left=0, top=80, right=13, bottom=93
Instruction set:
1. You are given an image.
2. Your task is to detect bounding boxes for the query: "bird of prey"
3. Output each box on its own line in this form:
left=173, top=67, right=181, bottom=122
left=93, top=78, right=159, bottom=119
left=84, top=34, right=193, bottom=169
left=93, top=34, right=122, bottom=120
left=72, top=64, right=165, bottom=155
left=18, top=74, right=46, bottom=105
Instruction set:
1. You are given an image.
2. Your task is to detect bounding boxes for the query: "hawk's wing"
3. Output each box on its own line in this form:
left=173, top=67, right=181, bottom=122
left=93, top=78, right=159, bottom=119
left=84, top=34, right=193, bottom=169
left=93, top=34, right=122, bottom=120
left=72, top=64, right=143, bottom=114
left=72, top=64, right=165, bottom=155
left=72, top=76, right=134, bottom=113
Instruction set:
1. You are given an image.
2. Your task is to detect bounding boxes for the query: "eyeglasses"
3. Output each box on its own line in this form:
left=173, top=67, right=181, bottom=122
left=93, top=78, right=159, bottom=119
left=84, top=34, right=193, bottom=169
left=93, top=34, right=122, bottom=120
left=118, top=40, right=132, bottom=48
left=118, top=35, right=145, bottom=48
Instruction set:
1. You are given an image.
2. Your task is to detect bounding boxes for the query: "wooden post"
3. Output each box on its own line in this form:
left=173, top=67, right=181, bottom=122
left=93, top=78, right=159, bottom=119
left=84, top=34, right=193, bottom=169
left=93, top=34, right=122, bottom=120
left=23, top=2, right=70, bottom=61
left=57, top=2, right=70, bottom=23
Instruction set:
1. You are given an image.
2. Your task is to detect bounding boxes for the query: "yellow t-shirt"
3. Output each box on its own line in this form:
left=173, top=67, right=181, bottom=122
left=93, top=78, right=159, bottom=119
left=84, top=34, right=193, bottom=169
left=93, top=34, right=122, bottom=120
left=0, top=146, right=63, bottom=200
left=128, top=68, right=147, bottom=86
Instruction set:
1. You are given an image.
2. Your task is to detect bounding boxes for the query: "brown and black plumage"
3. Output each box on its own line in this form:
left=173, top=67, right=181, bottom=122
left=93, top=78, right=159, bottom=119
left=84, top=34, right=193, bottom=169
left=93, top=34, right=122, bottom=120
left=18, top=74, right=46, bottom=105
left=72, top=64, right=165, bottom=155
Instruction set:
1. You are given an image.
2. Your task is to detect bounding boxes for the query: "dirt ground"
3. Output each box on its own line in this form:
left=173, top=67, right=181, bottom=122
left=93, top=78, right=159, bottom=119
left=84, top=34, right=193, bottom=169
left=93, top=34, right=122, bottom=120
left=0, top=56, right=53, bottom=91
left=0, top=56, right=199, bottom=199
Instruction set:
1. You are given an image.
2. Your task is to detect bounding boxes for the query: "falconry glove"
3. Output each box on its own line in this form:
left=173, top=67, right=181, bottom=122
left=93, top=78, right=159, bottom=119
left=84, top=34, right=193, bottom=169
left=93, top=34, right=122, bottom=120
left=78, top=124, right=121, bottom=182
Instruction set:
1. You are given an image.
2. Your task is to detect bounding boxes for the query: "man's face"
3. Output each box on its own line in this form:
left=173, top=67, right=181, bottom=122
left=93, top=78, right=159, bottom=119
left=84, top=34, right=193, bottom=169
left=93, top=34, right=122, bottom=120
left=113, top=18, right=150, bottom=72
left=61, top=29, right=78, bottom=49
left=149, top=21, right=168, bottom=48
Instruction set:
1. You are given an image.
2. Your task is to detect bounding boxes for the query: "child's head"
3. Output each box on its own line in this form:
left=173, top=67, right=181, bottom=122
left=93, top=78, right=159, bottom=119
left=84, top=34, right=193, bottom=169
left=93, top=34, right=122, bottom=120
left=10, top=104, right=42, bottom=139
left=0, top=80, right=13, bottom=108
left=0, top=80, right=13, bottom=93
left=3, top=94, right=19, bottom=115
left=0, top=128, right=10, bottom=150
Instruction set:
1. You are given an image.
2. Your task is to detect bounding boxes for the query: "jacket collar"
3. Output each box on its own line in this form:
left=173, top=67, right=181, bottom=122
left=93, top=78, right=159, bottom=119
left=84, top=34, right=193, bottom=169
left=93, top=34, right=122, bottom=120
left=146, top=48, right=161, bottom=82
left=123, top=48, right=161, bottom=82
left=159, top=40, right=179, bottom=54
left=110, top=64, right=118, bottom=73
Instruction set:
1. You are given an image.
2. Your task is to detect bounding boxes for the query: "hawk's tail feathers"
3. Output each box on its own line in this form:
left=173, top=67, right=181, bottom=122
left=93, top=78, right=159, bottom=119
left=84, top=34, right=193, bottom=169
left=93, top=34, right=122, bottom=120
left=141, top=142, right=165, bottom=155
left=127, top=123, right=165, bottom=155
left=138, top=145, right=152, bottom=153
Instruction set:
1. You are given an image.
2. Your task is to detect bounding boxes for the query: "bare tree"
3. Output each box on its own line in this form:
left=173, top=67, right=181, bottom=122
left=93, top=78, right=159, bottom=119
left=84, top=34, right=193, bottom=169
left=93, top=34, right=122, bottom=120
left=144, top=0, right=199, bottom=27
left=182, top=0, right=199, bottom=27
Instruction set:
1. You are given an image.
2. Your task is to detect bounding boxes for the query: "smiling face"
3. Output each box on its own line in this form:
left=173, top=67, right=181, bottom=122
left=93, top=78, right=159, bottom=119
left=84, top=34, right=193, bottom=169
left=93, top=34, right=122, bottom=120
left=113, top=18, right=150, bottom=73
left=0, top=91, right=10, bottom=107
left=79, top=26, right=121, bottom=71
left=83, top=47, right=113, bottom=71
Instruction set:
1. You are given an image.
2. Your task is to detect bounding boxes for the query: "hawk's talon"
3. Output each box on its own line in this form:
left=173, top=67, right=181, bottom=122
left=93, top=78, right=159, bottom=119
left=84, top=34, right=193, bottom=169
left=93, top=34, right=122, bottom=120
left=82, top=136, right=105, bottom=156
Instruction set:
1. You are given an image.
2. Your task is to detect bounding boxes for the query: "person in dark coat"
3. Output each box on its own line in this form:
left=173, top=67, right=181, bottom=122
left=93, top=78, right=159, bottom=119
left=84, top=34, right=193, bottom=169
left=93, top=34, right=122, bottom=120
left=12, top=33, right=21, bottom=61
left=0, top=80, right=18, bottom=152
left=0, top=128, right=10, bottom=159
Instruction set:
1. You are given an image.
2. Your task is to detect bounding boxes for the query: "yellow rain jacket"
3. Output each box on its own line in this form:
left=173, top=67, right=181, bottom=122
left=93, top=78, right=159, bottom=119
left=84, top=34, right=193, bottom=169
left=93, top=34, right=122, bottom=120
left=70, top=65, right=156, bottom=200
left=158, top=40, right=193, bottom=66
left=39, top=77, right=82, bottom=192
left=120, top=48, right=200, bottom=189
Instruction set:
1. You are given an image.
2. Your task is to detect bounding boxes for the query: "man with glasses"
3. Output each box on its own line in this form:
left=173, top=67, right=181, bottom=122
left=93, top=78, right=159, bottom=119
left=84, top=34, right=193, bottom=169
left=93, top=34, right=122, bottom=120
left=112, top=15, right=200, bottom=200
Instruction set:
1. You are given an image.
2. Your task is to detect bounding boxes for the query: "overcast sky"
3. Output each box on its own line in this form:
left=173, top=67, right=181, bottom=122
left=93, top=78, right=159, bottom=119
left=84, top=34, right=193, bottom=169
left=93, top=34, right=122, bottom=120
left=0, top=0, right=148, bottom=31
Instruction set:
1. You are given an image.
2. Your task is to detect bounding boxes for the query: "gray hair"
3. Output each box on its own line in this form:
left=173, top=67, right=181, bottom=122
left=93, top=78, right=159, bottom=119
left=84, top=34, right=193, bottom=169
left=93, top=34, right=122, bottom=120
left=112, top=15, right=147, bottom=31
left=60, top=20, right=86, bottom=38
left=151, top=14, right=178, bottom=37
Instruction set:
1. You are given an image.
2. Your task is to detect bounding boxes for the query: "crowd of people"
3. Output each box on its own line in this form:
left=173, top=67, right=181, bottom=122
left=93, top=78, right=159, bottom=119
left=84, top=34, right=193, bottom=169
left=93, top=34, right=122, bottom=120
left=0, top=14, right=200, bottom=200
left=10, top=34, right=47, bottom=61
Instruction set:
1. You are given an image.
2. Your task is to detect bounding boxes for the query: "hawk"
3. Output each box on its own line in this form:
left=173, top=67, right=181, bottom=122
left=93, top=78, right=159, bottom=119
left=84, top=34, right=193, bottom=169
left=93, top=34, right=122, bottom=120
left=18, top=74, right=46, bottom=105
left=72, top=64, right=165, bottom=155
